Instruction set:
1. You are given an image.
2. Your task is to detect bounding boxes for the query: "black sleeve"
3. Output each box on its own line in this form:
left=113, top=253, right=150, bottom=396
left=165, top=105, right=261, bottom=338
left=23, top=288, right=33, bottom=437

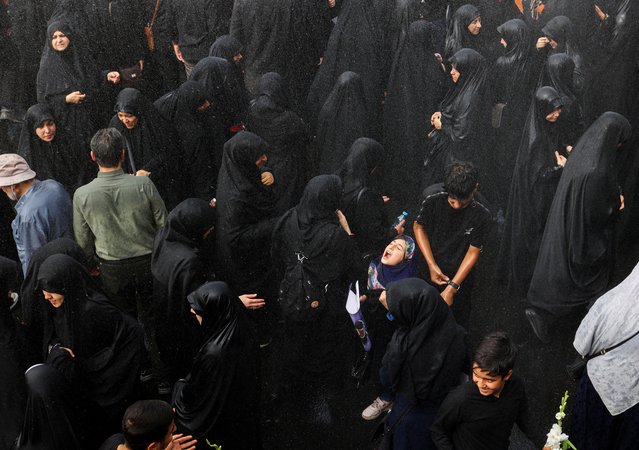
left=354, top=190, right=394, bottom=255
left=430, top=387, right=464, bottom=450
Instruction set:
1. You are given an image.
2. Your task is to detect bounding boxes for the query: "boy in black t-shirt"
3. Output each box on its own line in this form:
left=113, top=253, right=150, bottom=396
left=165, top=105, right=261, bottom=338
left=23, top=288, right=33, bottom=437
left=431, top=332, right=532, bottom=450
left=413, top=162, right=491, bottom=329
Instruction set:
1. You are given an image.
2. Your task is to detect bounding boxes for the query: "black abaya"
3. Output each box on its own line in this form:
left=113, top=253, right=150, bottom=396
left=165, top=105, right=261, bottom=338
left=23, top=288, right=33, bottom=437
left=109, top=88, right=179, bottom=207
left=214, top=131, right=278, bottom=296
left=338, top=137, right=394, bottom=257
left=498, top=86, right=564, bottom=299
left=423, top=48, right=489, bottom=187
left=383, top=20, right=448, bottom=213
left=154, top=81, right=221, bottom=201
left=173, top=281, right=261, bottom=448
left=151, top=199, right=216, bottom=381
left=315, top=71, right=370, bottom=174
left=18, top=103, right=86, bottom=193
left=246, top=72, right=310, bottom=213
left=527, top=112, right=631, bottom=318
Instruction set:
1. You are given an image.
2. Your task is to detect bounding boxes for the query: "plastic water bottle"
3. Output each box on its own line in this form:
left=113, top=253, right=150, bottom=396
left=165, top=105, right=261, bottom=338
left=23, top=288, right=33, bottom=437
left=392, top=211, right=408, bottom=229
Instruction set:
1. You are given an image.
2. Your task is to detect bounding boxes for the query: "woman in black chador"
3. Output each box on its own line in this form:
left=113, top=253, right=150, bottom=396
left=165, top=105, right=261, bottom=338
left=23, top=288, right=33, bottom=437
left=383, top=20, right=448, bottom=214
left=315, top=71, right=370, bottom=174
left=172, top=281, right=261, bottom=449
left=152, top=199, right=216, bottom=383
left=209, top=34, right=248, bottom=110
left=215, top=131, right=278, bottom=318
left=191, top=56, right=247, bottom=132
left=379, top=278, right=466, bottom=450
left=497, top=86, right=566, bottom=300
left=36, top=20, right=116, bottom=186
left=338, top=137, right=398, bottom=259
left=444, top=4, right=483, bottom=60
left=272, top=175, right=360, bottom=429
left=17, top=254, right=144, bottom=448
left=246, top=72, right=310, bottom=214
left=154, top=80, right=220, bottom=201
left=109, top=88, right=179, bottom=207
left=488, top=18, right=535, bottom=208
left=538, top=15, right=586, bottom=93
left=423, top=48, right=488, bottom=187
left=539, top=53, right=585, bottom=152
left=18, top=103, right=85, bottom=193
left=526, top=112, right=631, bottom=343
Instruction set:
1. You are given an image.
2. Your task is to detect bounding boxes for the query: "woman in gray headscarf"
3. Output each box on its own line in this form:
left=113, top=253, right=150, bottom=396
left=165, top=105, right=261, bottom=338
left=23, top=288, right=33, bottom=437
left=571, top=261, right=639, bottom=449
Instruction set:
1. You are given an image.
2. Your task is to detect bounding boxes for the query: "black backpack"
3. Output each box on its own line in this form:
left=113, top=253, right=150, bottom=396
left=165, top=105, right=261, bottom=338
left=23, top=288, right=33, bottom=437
left=277, top=218, right=329, bottom=322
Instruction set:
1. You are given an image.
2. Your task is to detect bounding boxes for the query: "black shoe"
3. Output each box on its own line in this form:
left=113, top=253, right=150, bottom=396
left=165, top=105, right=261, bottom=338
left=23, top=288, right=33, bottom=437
left=525, top=308, right=551, bottom=344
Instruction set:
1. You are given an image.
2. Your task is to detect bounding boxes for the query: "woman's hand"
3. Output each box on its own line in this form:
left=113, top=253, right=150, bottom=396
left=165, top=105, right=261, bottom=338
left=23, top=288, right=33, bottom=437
left=431, top=112, right=442, bottom=130
left=336, top=209, right=353, bottom=235
left=107, top=71, right=121, bottom=84
left=554, top=151, right=567, bottom=168
left=239, top=293, right=266, bottom=310
left=135, top=169, right=151, bottom=177
left=61, top=347, right=75, bottom=358
left=261, top=171, right=275, bottom=186
left=173, top=42, right=185, bottom=63
left=394, top=219, right=405, bottom=235
left=65, top=91, right=86, bottom=104
left=536, top=37, right=550, bottom=49
left=619, top=194, right=625, bottom=211
left=594, top=4, right=607, bottom=22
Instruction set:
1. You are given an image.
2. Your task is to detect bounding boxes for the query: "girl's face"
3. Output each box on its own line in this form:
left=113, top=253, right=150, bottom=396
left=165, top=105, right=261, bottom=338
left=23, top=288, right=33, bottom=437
left=51, top=30, right=70, bottom=52
left=545, top=107, right=562, bottom=123
left=36, top=120, right=57, bottom=142
left=43, top=290, right=65, bottom=308
left=381, top=239, right=408, bottom=266
left=117, top=112, right=139, bottom=129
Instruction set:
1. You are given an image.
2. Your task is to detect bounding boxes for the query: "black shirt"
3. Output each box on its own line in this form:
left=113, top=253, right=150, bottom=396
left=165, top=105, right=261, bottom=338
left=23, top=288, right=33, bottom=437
left=430, top=375, right=531, bottom=450
left=416, top=183, right=491, bottom=272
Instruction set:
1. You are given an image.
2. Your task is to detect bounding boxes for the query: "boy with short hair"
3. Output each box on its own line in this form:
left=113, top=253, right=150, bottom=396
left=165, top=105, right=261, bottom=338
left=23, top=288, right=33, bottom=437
left=430, top=332, right=531, bottom=450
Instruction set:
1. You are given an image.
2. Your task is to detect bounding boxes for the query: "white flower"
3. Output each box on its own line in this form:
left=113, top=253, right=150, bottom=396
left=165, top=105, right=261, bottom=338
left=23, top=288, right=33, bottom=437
left=555, top=411, right=566, bottom=420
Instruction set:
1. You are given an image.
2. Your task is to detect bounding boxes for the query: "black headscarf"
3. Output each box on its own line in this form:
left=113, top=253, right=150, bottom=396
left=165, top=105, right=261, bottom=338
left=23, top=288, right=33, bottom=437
left=215, top=131, right=278, bottom=293
left=383, top=20, right=448, bottom=211
left=173, top=282, right=260, bottom=446
left=37, top=254, right=144, bottom=409
left=541, top=15, right=586, bottom=92
left=444, top=4, right=481, bottom=59
left=246, top=72, right=310, bottom=213
left=382, top=278, right=466, bottom=403
left=191, top=56, right=246, bottom=128
left=19, top=238, right=87, bottom=366
left=528, top=112, right=631, bottom=316
left=494, top=19, right=534, bottom=105
left=151, top=199, right=216, bottom=379
left=17, top=103, right=84, bottom=193
left=154, top=81, right=221, bottom=201
left=315, top=71, right=370, bottom=174
left=438, top=48, right=489, bottom=165
left=0, top=256, right=24, bottom=450
left=338, top=137, right=392, bottom=256
left=539, top=53, right=585, bottom=147
left=498, top=86, right=564, bottom=298
left=36, top=20, right=99, bottom=105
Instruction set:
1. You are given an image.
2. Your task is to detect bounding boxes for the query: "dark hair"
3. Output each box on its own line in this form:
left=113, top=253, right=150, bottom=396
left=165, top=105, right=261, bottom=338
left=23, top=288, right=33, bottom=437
left=444, top=162, right=478, bottom=200
left=122, top=400, right=174, bottom=450
left=90, top=128, right=123, bottom=168
left=473, top=331, right=516, bottom=377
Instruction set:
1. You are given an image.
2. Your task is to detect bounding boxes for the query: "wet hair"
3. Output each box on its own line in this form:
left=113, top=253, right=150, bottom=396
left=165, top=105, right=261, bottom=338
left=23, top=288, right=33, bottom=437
left=122, top=400, right=174, bottom=450
left=444, top=162, right=478, bottom=200
left=473, top=331, right=517, bottom=377
left=90, top=127, right=123, bottom=168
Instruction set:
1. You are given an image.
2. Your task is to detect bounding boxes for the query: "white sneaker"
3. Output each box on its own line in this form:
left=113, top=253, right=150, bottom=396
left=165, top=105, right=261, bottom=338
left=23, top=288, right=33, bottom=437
left=361, top=397, right=392, bottom=420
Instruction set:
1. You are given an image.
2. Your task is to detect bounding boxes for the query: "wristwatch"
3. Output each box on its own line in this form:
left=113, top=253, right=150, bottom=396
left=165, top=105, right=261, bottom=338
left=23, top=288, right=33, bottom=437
left=447, top=280, right=460, bottom=292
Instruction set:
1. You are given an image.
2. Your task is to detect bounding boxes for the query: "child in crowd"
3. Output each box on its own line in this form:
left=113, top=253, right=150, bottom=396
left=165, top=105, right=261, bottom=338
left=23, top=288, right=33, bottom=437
left=430, top=332, right=532, bottom=450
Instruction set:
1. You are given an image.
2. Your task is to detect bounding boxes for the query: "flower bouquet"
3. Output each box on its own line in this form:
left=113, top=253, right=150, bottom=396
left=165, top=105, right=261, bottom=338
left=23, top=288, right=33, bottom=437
left=543, top=390, right=577, bottom=450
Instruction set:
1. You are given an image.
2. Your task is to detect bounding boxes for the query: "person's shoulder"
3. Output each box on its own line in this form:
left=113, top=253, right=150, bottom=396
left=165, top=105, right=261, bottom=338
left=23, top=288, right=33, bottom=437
left=468, top=197, right=491, bottom=219
left=421, top=183, right=448, bottom=203
left=444, top=380, right=476, bottom=406
left=503, top=373, right=526, bottom=397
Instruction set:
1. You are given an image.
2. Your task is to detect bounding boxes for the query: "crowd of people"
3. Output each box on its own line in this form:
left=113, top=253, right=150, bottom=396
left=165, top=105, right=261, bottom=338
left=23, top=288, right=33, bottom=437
left=1, top=0, right=639, bottom=449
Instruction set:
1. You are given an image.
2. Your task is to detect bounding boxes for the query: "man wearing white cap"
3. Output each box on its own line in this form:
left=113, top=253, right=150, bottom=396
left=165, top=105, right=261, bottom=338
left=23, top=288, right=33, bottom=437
left=0, top=154, right=73, bottom=274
